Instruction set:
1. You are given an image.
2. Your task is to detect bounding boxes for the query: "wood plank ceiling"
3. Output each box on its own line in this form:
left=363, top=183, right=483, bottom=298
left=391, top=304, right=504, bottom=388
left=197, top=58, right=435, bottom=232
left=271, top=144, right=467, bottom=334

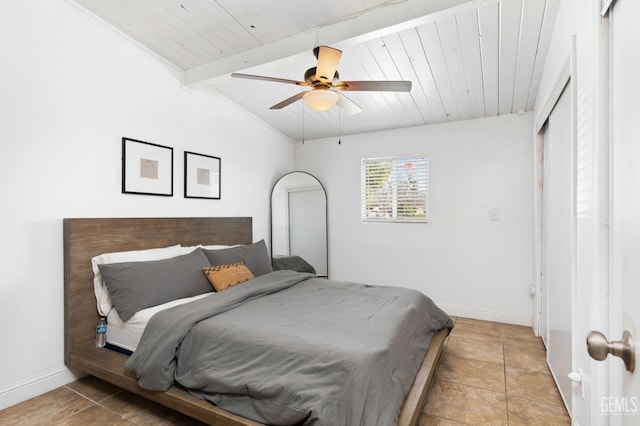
left=72, top=0, right=559, bottom=142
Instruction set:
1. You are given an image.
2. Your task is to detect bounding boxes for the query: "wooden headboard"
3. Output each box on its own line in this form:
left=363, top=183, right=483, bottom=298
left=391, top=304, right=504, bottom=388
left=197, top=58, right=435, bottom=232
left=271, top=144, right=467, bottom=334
left=63, top=217, right=252, bottom=367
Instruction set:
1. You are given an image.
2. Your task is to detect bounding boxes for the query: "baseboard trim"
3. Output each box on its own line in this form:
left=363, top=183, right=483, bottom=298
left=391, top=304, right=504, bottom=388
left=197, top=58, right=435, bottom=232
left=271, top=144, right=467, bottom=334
left=438, top=303, right=532, bottom=327
left=0, top=368, right=83, bottom=411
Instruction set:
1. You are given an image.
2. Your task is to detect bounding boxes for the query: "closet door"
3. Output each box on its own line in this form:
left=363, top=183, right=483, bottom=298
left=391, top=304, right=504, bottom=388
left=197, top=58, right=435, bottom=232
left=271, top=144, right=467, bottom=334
left=543, top=84, right=573, bottom=414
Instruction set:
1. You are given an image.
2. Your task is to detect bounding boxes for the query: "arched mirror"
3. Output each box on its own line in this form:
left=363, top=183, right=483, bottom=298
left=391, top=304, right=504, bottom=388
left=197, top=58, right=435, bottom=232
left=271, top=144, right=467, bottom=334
left=271, top=171, right=328, bottom=277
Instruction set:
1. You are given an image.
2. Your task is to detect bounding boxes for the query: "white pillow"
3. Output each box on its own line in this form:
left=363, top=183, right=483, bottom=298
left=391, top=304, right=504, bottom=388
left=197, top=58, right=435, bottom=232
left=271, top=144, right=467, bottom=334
left=199, top=244, right=236, bottom=250
left=91, top=245, right=192, bottom=316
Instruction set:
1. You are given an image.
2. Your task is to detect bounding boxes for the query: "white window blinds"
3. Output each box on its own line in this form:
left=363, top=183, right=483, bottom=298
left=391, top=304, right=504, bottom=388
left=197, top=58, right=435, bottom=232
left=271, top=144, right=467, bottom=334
left=361, top=154, right=428, bottom=223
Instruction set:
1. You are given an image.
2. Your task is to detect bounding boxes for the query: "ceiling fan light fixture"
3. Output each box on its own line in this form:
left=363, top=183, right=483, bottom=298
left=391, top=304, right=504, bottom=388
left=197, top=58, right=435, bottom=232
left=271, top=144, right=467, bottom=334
left=231, top=45, right=411, bottom=113
left=303, top=89, right=339, bottom=111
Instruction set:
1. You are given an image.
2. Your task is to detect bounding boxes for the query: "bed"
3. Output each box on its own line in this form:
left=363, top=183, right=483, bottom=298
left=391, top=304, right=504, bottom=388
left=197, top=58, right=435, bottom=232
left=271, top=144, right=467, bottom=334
left=63, top=217, right=451, bottom=426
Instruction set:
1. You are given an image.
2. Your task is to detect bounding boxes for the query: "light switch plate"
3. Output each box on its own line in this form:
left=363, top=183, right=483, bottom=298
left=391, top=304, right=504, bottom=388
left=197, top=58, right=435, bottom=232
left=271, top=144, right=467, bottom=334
left=489, top=208, right=500, bottom=221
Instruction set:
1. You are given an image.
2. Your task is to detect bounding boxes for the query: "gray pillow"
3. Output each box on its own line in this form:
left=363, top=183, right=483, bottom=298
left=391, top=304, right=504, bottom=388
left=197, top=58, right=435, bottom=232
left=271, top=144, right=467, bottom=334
left=203, top=240, right=273, bottom=277
left=99, top=248, right=212, bottom=322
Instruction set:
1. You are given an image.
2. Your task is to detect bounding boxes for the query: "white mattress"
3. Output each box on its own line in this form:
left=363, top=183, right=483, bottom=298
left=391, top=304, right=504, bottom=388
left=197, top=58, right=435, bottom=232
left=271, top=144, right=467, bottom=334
left=106, top=293, right=212, bottom=352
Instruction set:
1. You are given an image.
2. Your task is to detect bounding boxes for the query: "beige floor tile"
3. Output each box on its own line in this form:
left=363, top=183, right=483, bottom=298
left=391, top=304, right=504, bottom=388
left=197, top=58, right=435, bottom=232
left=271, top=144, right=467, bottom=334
left=100, top=390, right=207, bottom=425
left=99, top=390, right=158, bottom=419
left=438, top=354, right=506, bottom=393
left=52, top=404, right=136, bottom=425
left=65, top=375, right=122, bottom=402
left=506, top=366, right=565, bottom=407
left=504, top=344, right=549, bottom=373
left=500, top=323, right=535, bottom=338
left=0, top=387, right=92, bottom=425
left=424, top=378, right=508, bottom=425
left=451, top=316, right=474, bottom=324
left=419, top=413, right=470, bottom=425
left=508, top=396, right=571, bottom=425
left=445, top=335, right=504, bottom=365
left=502, top=324, right=545, bottom=350
left=450, top=319, right=504, bottom=342
left=124, top=404, right=208, bottom=426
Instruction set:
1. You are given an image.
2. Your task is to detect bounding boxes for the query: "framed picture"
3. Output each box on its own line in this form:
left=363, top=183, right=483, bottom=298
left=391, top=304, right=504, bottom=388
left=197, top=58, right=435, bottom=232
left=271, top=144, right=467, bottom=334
left=122, top=137, right=173, bottom=196
left=184, top=151, right=221, bottom=199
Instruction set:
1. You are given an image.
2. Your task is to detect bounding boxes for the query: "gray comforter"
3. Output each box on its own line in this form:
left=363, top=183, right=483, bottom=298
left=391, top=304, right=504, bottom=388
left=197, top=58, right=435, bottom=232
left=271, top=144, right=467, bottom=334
left=125, top=270, right=452, bottom=426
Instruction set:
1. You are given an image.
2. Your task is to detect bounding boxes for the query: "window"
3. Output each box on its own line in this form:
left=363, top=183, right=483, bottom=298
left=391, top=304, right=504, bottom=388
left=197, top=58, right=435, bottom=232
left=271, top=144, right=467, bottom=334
left=361, top=154, right=428, bottom=223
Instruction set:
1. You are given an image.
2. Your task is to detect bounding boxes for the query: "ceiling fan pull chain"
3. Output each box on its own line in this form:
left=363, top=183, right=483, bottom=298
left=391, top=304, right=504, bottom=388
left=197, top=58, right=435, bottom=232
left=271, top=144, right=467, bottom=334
left=338, top=108, right=342, bottom=145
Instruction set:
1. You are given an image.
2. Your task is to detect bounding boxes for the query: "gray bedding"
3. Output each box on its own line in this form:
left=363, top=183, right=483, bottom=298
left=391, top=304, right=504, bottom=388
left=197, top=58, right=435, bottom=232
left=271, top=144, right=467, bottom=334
left=271, top=255, right=317, bottom=274
left=125, top=270, right=452, bottom=426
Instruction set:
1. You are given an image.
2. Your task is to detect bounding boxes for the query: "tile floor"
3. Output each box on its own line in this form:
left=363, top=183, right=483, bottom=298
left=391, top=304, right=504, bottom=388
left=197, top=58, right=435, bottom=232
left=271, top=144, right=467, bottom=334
left=0, top=318, right=570, bottom=425
left=422, top=316, right=570, bottom=425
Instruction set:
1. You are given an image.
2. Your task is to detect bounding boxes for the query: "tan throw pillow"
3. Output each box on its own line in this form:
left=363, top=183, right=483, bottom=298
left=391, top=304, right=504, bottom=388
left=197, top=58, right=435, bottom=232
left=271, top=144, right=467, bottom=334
left=203, top=261, right=255, bottom=292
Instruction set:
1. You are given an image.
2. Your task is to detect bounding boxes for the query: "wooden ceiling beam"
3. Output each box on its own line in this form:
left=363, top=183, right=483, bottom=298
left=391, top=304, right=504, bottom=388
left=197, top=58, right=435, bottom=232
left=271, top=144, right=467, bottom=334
left=182, top=0, right=479, bottom=88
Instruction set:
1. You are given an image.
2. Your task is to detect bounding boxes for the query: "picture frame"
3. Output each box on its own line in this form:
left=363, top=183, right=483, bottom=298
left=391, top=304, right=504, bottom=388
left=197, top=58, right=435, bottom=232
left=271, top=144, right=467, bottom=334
left=184, top=151, right=221, bottom=199
left=122, top=137, right=173, bottom=196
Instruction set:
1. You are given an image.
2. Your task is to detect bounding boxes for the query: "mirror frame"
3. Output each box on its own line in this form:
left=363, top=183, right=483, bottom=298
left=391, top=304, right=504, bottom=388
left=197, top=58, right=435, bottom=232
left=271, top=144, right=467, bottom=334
left=270, top=171, right=328, bottom=278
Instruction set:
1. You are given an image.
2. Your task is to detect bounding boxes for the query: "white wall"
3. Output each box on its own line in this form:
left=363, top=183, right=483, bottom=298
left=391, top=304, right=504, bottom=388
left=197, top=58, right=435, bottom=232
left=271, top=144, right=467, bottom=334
left=295, top=113, right=534, bottom=324
left=0, top=0, right=294, bottom=409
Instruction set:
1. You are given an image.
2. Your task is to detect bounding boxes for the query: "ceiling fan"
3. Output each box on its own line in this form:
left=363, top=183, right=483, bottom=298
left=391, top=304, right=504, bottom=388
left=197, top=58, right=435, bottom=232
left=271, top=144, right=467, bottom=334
left=231, top=45, right=412, bottom=114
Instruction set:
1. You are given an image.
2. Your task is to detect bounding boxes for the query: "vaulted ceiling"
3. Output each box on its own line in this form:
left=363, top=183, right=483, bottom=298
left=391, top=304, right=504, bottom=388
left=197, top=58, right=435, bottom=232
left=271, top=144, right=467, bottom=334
left=72, top=0, right=559, bottom=142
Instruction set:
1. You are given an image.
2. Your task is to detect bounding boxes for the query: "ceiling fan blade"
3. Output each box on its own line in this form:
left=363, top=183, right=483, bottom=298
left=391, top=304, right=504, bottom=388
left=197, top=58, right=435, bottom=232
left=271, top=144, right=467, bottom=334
left=231, top=73, right=308, bottom=86
left=315, top=46, right=342, bottom=83
left=269, top=92, right=306, bottom=110
left=337, top=93, right=363, bottom=115
left=336, top=80, right=412, bottom=92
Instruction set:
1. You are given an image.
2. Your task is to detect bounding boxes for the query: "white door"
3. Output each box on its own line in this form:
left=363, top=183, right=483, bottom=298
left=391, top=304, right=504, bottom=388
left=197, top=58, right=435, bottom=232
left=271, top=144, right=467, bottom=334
left=543, top=85, right=574, bottom=415
left=608, top=0, right=640, bottom=421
